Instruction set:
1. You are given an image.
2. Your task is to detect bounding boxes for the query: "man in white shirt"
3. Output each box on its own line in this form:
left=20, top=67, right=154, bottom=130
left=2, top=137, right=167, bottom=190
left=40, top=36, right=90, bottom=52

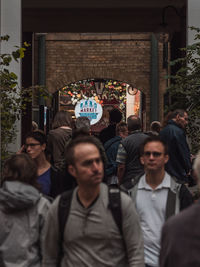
left=128, top=136, right=193, bottom=267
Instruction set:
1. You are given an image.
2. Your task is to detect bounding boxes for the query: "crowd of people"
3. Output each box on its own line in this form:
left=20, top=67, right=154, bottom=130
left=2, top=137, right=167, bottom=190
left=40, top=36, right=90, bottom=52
left=0, top=108, right=200, bottom=267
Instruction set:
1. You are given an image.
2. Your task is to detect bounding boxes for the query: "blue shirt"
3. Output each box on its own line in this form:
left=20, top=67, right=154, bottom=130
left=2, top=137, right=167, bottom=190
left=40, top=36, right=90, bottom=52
left=38, top=168, right=51, bottom=195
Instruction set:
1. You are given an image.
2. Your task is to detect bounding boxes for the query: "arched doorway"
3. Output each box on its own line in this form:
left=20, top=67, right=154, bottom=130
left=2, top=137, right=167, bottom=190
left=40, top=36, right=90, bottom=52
left=52, top=78, right=144, bottom=135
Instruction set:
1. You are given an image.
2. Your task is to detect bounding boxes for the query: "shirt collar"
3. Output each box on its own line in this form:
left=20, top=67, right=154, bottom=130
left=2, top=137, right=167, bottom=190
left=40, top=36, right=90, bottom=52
left=138, top=172, right=171, bottom=190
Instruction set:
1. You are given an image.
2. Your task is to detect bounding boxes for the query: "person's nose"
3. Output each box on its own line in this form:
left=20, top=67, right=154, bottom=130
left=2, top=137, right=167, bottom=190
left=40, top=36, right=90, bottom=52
left=92, top=161, right=99, bottom=172
left=26, top=146, right=31, bottom=152
left=149, top=153, right=155, bottom=160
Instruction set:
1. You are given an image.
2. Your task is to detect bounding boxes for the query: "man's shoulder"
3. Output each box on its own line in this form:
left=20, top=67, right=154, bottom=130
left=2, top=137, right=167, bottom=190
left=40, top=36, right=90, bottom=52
left=104, top=136, right=121, bottom=150
left=101, top=183, right=132, bottom=205
left=48, top=128, right=72, bottom=141
left=122, top=131, right=147, bottom=144
left=100, top=125, right=115, bottom=135
left=160, top=121, right=183, bottom=135
left=99, top=125, right=116, bottom=144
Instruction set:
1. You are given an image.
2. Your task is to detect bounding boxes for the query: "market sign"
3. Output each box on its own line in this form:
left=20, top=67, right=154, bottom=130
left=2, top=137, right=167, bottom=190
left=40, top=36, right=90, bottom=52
left=75, top=98, right=103, bottom=125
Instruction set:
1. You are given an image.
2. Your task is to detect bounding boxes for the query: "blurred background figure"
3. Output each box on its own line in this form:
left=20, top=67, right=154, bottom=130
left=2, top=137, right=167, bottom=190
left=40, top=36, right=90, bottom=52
left=150, top=121, right=161, bottom=135
left=104, top=121, right=128, bottom=184
left=146, top=121, right=162, bottom=136
left=47, top=110, right=72, bottom=170
left=116, top=115, right=148, bottom=189
left=162, top=111, right=173, bottom=128
left=0, top=153, right=50, bottom=267
left=32, top=120, right=38, bottom=131
left=75, top=116, right=91, bottom=134
left=99, top=108, right=122, bottom=144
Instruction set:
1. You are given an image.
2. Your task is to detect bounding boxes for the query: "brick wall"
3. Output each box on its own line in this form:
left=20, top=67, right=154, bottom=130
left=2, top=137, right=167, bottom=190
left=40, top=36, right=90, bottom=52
left=35, top=33, right=168, bottom=127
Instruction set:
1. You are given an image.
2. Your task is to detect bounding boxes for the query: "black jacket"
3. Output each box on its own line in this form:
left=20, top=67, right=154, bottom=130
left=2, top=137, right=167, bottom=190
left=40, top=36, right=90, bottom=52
left=50, top=166, right=76, bottom=198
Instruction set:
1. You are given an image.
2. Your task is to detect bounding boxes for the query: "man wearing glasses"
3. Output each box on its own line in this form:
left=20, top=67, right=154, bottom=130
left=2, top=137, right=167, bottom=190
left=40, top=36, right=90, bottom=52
left=127, top=136, right=193, bottom=267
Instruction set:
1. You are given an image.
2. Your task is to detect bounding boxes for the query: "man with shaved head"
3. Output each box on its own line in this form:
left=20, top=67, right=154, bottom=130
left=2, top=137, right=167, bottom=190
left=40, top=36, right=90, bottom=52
left=116, top=115, right=148, bottom=189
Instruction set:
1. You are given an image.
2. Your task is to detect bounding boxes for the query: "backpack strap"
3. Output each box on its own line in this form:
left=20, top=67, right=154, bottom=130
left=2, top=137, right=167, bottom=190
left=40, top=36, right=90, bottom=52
left=165, top=176, right=182, bottom=220
left=57, top=189, right=74, bottom=267
left=108, top=184, right=123, bottom=236
left=165, top=189, right=176, bottom=220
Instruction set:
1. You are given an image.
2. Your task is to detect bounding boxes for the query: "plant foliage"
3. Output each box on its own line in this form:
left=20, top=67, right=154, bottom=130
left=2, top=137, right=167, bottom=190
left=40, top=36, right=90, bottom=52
left=166, top=27, right=200, bottom=154
left=0, top=36, right=51, bottom=164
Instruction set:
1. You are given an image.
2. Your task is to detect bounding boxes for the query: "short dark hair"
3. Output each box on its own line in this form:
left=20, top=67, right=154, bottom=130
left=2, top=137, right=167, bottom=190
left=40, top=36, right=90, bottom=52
left=171, top=109, right=187, bottom=119
left=2, top=153, right=39, bottom=189
left=72, top=128, right=90, bottom=139
left=65, top=135, right=106, bottom=166
left=25, top=130, right=47, bottom=145
left=75, top=116, right=90, bottom=132
left=52, top=110, right=72, bottom=129
left=127, top=115, right=141, bottom=132
left=109, top=108, right=122, bottom=123
left=140, top=136, right=168, bottom=155
left=150, top=121, right=161, bottom=133
left=116, top=122, right=128, bottom=135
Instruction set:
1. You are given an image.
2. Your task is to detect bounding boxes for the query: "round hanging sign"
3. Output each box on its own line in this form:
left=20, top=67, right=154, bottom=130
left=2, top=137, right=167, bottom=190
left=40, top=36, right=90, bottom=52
left=75, top=98, right=103, bottom=125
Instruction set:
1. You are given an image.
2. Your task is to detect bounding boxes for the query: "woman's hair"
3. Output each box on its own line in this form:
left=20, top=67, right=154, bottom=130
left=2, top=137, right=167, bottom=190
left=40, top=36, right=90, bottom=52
left=25, top=130, right=47, bottom=145
left=2, top=153, right=39, bottom=189
left=52, top=110, right=72, bottom=129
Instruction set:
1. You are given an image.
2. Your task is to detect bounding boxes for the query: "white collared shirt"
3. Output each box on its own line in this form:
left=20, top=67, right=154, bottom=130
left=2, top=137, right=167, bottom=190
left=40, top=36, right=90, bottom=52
left=136, top=172, right=171, bottom=267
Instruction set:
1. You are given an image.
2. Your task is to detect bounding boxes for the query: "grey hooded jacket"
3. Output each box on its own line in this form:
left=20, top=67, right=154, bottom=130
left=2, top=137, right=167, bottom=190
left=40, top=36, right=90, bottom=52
left=0, top=181, right=50, bottom=267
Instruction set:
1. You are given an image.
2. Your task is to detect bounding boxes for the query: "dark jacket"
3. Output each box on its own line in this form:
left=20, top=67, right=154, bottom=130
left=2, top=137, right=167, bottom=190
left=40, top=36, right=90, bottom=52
left=121, top=131, right=148, bottom=185
left=50, top=166, right=76, bottom=198
left=47, top=127, right=72, bottom=170
left=99, top=124, right=116, bottom=144
left=160, top=120, right=192, bottom=182
left=160, top=200, right=200, bottom=267
left=104, top=136, right=122, bottom=176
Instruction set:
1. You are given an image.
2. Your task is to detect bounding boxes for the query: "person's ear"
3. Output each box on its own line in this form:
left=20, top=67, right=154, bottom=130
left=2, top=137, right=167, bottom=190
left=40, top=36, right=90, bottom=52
left=164, top=154, right=169, bottom=164
left=140, top=155, right=144, bottom=165
left=176, top=114, right=180, bottom=122
left=42, top=143, right=46, bottom=151
left=68, top=164, right=76, bottom=177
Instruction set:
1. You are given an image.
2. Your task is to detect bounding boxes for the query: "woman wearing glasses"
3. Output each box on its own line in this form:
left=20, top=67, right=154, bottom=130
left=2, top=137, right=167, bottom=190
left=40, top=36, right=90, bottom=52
left=21, top=130, right=64, bottom=197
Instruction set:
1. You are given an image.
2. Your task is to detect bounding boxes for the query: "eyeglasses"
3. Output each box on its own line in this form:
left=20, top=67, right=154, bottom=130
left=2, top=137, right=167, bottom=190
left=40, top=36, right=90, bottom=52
left=143, top=151, right=163, bottom=157
left=24, top=143, right=41, bottom=149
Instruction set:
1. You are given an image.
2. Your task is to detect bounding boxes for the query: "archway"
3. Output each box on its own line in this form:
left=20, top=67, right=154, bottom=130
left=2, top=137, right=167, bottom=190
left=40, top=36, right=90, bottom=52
left=52, top=78, right=144, bottom=135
